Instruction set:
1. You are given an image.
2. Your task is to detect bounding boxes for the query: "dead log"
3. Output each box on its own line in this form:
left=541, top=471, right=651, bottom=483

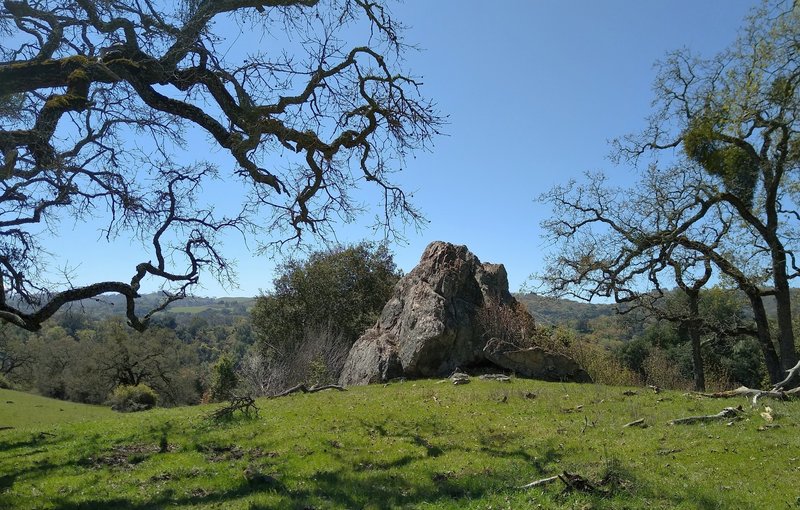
left=696, top=386, right=793, bottom=407
left=271, top=383, right=346, bottom=398
left=309, top=384, right=347, bottom=393
left=668, top=406, right=742, bottom=425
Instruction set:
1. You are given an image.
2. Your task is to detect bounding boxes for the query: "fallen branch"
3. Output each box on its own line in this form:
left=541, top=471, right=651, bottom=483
left=668, top=406, right=742, bottom=425
left=773, top=360, right=800, bottom=391
left=479, top=374, right=512, bottom=382
left=310, top=384, right=347, bottom=392
left=518, top=471, right=607, bottom=495
left=696, top=386, right=794, bottom=407
left=623, top=418, right=645, bottom=428
left=209, top=395, right=259, bottom=420
left=271, top=383, right=346, bottom=398
left=559, top=471, right=601, bottom=494
left=517, top=475, right=560, bottom=489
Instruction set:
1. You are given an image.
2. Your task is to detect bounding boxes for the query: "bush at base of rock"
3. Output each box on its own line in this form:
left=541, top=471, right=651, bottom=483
left=108, top=384, right=158, bottom=412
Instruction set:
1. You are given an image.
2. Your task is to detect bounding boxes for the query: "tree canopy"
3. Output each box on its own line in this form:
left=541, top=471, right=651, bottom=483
left=0, top=0, right=440, bottom=331
left=541, top=0, right=800, bottom=384
left=251, top=241, right=400, bottom=355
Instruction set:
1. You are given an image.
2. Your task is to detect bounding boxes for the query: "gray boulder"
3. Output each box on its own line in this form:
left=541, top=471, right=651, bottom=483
left=339, top=241, right=591, bottom=386
left=483, top=339, right=592, bottom=383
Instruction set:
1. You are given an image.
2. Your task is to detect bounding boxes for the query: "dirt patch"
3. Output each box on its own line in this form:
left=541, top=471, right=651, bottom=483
left=81, top=443, right=172, bottom=469
left=196, top=443, right=278, bottom=462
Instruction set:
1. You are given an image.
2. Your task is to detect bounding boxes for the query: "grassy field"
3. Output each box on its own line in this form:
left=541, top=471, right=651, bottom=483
left=0, top=389, right=114, bottom=428
left=1, top=380, right=798, bottom=509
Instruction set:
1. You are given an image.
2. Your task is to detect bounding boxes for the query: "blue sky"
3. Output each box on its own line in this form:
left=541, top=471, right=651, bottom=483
left=47, top=1, right=760, bottom=297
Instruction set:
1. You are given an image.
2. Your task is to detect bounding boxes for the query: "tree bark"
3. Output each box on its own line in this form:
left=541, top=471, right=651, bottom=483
left=771, top=252, right=798, bottom=371
left=687, top=289, right=705, bottom=392
left=747, top=291, right=783, bottom=384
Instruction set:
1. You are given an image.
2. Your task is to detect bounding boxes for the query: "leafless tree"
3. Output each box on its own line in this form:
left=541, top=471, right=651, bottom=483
left=0, top=0, right=441, bottom=331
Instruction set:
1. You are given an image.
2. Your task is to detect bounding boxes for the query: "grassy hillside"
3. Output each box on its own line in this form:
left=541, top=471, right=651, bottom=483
left=1, top=380, right=798, bottom=509
left=0, top=389, right=114, bottom=428
left=516, top=293, right=616, bottom=329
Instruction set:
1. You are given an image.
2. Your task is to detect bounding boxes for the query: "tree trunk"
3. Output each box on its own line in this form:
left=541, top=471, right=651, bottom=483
left=771, top=251, right=798, bottom=371
left=747, top=291, right=783, bottom=384
left=687, top=290, right=705, bottom=392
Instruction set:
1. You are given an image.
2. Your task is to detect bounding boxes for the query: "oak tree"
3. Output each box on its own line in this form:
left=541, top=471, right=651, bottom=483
left=0, top=0, right=440, bottom=331
left=542, top=0, right=800, bottom=383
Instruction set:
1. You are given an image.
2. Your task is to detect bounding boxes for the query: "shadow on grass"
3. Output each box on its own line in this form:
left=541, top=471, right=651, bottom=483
left=99, top=469, right=497, bottom=510
left=8, top=450, right=737, bottom=510
left=0, top=432, right=55, bottom=455
left=1, top=417, right=736, bottom=510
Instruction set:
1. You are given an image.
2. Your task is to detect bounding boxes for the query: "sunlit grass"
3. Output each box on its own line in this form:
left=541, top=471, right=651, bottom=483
left=0, top=388, right=114, bottom=428
left=1, top=380, right=798, bottom=509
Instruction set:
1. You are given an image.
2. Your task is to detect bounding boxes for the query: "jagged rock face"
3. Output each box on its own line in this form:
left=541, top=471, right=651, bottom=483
left=340, top=242, right=504, bottom=385
left=339, top=241, right=591, bottom=386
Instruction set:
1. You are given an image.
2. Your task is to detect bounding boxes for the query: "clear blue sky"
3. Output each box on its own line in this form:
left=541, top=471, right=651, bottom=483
left=47, top=1, right=760, bottom=297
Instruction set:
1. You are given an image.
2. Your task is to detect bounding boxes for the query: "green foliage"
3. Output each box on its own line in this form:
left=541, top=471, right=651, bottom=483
left=613, top=288, right=767, bottom=389
left=307, top=357, right=331, bottom=387
left=108, top=384, right=158, bottom=412
left=2, top=380, right=799, bottom=509
left=210, top=355, right=238, bottom=401
left=683, top=115, right=760, bottom=207
left=615, top=337, right=652, bottom=376
left=531, top=325, right=640, bottom=387
left=0, top=295, right=257, bottom=407
left=251, top=242, right=401, bottom=357
left=0, top=373, right=12, bottom=389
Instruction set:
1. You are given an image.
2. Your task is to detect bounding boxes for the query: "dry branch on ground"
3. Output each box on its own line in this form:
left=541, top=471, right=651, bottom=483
left=668, top=406, right=742, bottom=425
left=270, top=384, right=346, bottom=398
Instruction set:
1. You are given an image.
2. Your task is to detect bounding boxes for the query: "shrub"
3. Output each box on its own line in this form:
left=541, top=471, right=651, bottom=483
left=641, top=348, right=692, bottom=390
left=476, top=299, right=537, bottom=348
left=108, top=384, right=158, bottom=412
left=210, top=355, right=239, bottom=401
left=258, top=322, right=351, bottom=393
left=534, top=325, right=640, bottom=387
left=0, top=373, right=12, bottom=389
left=563, top=338, right=641, bottom=387
left=252, top=242, right=400, bottom=358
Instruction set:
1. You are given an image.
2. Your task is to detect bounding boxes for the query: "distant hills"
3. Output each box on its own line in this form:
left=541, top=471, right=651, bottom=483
left=515, top=293, right=616, bottom=329
left=48, top=292, right=615, bottom=328
left=15, top=288, right=798, bottom=330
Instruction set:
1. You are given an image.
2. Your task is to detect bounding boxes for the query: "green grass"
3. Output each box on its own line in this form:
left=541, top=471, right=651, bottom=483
left=0, top=389, right=114, bottom=428
left=1, top=380, right=798, bottom=509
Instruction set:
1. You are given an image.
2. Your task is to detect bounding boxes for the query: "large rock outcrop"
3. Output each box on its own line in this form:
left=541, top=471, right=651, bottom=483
left=339, top=241, right=591, bottom=385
